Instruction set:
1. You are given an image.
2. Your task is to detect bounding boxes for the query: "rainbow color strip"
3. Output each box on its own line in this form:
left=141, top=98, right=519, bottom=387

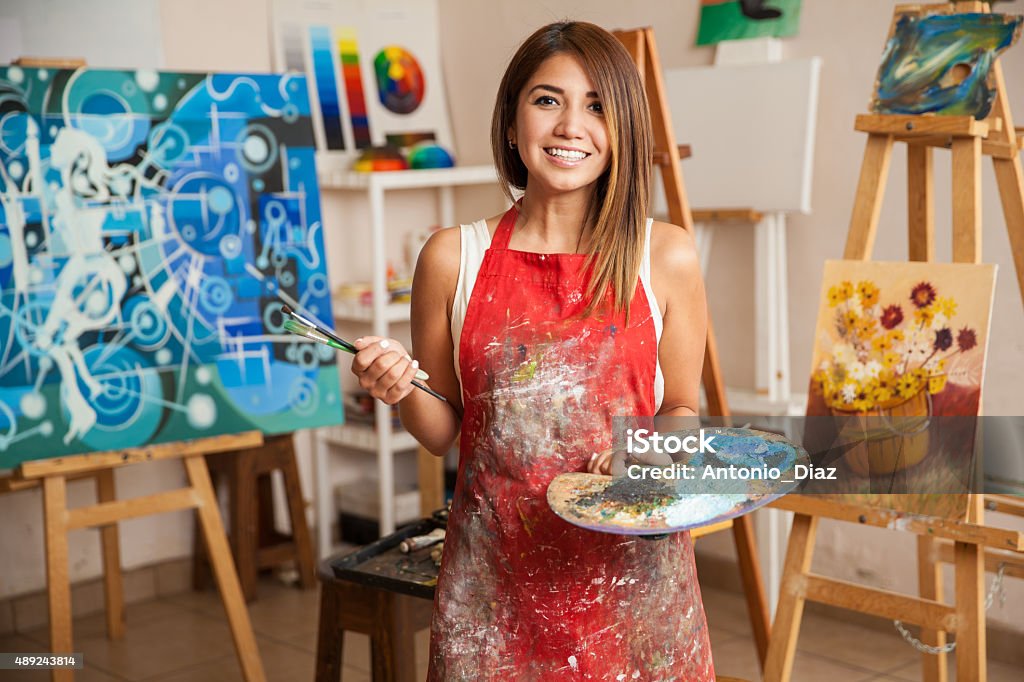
left=338, top=28, right=372, bottom=148
left=308, top=26, right=345, bottom=150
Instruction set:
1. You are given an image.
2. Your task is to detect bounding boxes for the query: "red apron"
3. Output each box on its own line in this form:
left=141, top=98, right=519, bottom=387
left=428, top=207, right=714, bottom=681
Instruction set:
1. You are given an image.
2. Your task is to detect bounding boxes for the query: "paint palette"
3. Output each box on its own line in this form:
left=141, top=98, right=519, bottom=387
left=546, top=428, right=809, bottom=535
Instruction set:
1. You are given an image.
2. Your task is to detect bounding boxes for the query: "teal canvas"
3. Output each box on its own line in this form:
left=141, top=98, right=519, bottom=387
left=0, top=67, right=343, bottom=468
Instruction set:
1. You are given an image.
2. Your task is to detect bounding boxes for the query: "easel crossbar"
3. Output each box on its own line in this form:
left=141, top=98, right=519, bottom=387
left=18, top=431, right=263, bottom=479
left=855, top=114, right=990, bottom=137
left=65, top=488, right=201, bottom=530
left=935, top=541, right=1024, bottom=579
left=986, top=493, right=1024, bottom=516
left=800, top=574, right=958, bottom=630
left=770, top=497, right=1024, bottom=551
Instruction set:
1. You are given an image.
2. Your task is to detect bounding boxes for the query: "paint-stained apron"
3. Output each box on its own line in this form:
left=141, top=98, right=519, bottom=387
left=427, top=207, right=714, bottom=681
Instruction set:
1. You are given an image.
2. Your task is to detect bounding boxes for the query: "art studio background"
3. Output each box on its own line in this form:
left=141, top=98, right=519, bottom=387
left=0, top=0, right=1022, bottom=664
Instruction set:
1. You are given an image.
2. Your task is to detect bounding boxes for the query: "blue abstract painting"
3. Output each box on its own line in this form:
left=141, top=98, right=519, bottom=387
left=873, top=12, right=1022, bottom=119
left=0, top=67, right=343, bottom=467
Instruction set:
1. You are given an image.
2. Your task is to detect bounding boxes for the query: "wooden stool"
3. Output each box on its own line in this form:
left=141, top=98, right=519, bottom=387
left=193, top=434, right=316, bottom=602
left=315, top=559, right=432, bottom=682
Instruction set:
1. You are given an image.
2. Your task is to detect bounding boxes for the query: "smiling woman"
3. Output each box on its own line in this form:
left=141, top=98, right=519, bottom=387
left=491, top=24, right=654, bottom=316
left=348, top=19, right=711, bottom=681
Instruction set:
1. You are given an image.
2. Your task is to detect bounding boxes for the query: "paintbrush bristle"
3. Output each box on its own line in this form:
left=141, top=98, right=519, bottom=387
left=281, top=304, right=294, bottom=316
left=283, top=317, right=317, bottom=338
left=282, top=317, right=307, bottom=332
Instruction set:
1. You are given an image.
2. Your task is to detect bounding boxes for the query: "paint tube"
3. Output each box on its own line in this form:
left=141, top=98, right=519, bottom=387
left=399, top=528, right=445, bottom=553
left=430, top=542, right=444, bottom=567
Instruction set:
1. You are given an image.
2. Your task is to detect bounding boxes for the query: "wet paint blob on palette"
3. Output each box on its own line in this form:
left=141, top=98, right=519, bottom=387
left=374, top=46, right=425, bottom=115
left=547, top=427, right=810, bottom=535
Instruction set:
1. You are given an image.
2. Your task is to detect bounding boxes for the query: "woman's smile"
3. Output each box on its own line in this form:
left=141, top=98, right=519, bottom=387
left=543, top=145, right=592, bottom=166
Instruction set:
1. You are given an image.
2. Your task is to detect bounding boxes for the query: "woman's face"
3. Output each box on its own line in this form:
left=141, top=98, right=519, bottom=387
left=511, top=53, right=610, bottom=196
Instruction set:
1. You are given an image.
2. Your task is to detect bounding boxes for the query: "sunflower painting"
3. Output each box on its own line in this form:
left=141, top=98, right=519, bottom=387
left=804, top=260, right=996, bottom=518
left=808, top=261, right=996, bottom=418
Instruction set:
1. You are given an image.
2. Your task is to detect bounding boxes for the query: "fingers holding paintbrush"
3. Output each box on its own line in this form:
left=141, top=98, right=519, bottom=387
left=351, top=336, right=438, bottom=405
left=280, top=304, right=445, bottom=402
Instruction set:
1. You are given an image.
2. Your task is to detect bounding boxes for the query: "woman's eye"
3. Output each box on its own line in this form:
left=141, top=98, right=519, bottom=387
left=588, top=101, right=604, bottom=114
left=533, top=95, right=558, bottom=106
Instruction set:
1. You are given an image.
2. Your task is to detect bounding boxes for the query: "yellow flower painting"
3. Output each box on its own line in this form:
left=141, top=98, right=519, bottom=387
left=804, top=261, right=997, bottom=517
left=809, top=260, right=996, bottom=418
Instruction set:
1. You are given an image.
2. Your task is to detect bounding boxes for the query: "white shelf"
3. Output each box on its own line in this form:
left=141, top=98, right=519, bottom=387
left=333, top=299, right=410, bottom=323
left=313, top=163, right=502, bottom=556
left=318, top=164, right=497, bottom=190
left=319, top=423, right=421, bottom=453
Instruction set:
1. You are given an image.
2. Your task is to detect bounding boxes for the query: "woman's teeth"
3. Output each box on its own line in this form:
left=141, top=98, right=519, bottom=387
left=545, top=148, right=588, bottom=161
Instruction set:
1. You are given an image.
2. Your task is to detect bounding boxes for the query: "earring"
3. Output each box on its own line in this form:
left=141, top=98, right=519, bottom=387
left=508, top=139, right=517, bottom=150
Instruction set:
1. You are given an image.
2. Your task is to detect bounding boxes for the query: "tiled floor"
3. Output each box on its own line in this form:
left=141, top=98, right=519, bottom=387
left=1, top=578, right=1019, bottom=681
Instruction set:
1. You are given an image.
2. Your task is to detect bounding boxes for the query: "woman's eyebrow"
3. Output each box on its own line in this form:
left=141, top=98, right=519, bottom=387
left=527, top=84, right=600, bottom=98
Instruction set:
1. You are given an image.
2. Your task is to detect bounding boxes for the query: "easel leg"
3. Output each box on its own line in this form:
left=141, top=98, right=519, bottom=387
left=281, top=450, right=317, bottom=589
left=702, top=319, right=728, bottom=416
left=184, top=454, right=267, bottom=682
left=954, top=541, right=986, bottom=682
left=907, top=145, right=935, bottom=262
left=844, top=133, right=894, bottom=259
left=951, top=137, right=982, bottom=264
left=731, top=515, right=770, bottom=668
left=764, top=513, right=818, bottom=682
left=95, top=469, right=124, bottom=640
left=917, top=535, right=947, bottom=682
left=43, top=475, right=73, bottom=682
left=417, top=446, right=445, bottom=517
left=991, top=155, right=1024, bottom=305
left=232, top=450, right=258, bottom=602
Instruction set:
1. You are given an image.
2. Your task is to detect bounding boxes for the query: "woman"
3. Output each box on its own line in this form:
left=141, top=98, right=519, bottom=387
left=351, top=21, right=713, bottom=680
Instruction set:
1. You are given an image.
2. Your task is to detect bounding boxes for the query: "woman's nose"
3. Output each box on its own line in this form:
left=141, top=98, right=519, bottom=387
left=554, top=106, right=585, bottom=139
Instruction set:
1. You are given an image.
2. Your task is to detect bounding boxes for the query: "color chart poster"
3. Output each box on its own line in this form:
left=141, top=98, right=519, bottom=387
left=271, top=0, right=455, bottom=161
left=0, top=67, right=343, bottom=467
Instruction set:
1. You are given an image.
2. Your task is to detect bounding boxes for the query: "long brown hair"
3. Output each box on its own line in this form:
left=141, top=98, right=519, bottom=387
left=491, top=21, right=653, bottom=318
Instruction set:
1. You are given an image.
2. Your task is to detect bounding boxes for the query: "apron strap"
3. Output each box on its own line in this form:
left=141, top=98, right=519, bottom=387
left=491, top=204, right=519, bottom=250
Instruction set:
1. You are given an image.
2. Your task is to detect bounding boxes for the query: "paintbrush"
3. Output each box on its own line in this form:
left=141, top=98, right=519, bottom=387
left=280, top=305, right=447, bottom=402
left=281, top=318, right=430, bottom=381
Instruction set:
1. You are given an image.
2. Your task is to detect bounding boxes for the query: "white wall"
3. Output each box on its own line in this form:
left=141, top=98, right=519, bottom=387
left=1, top=0, right=1022, bottom=636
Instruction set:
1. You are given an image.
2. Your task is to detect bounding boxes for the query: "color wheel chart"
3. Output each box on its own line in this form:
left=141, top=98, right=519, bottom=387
left=374, top=46, right=425, bottom=115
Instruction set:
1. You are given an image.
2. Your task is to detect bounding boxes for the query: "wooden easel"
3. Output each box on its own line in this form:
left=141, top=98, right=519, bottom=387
left=3, top=56, right=268, bottom=681
left=613, top=27, right=771, bottom=669
left=10, top=432, right=269, bottom=682
left=765, top=3, right=1024, bottom=681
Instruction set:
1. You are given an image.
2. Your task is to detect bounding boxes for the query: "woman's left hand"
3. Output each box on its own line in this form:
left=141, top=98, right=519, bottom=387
left=587, top=449, right=619, bottom=476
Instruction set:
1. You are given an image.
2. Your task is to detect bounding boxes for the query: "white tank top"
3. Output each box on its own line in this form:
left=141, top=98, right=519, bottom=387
left=449, top=218, right=665, bottom=412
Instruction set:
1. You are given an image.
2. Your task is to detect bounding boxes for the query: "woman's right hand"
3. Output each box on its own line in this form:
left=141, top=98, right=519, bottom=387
left=350, top=336, right=422, bottom=405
